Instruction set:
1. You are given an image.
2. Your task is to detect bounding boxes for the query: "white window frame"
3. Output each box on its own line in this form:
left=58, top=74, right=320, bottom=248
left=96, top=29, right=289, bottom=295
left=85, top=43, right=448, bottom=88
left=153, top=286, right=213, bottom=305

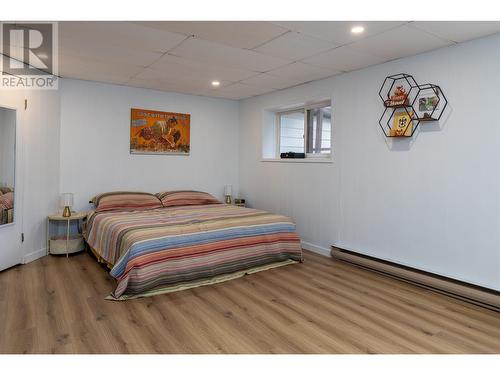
left=275, top=108, right=305, bottom=157
left=276, top=100, right=332, bottom=159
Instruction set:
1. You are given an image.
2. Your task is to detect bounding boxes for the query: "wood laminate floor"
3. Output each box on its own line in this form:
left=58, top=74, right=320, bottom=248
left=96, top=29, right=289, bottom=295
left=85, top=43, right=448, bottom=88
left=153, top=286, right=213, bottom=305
left=1, top=250, right=499, bottom=354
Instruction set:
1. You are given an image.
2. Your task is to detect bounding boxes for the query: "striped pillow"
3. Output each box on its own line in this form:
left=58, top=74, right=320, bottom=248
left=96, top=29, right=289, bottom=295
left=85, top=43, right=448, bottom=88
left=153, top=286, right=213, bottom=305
left=156, top=191, right=221, bottom=207
left=91, top=191, right=163, bottom=212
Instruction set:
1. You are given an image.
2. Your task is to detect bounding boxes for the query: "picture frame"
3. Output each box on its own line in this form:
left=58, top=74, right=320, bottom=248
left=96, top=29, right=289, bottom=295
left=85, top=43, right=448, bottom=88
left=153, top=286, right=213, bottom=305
left=414, top=85, right=442, bottom=121
left=390, top=110, right=413, bottom=137
left=130, top=108, right=191, bottom=155
left=417, top=92, right=440, bottom=120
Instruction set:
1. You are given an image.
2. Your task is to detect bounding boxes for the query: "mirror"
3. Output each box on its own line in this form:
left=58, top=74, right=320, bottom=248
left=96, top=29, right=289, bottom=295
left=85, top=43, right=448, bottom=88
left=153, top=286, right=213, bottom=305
left=0, top=107, right=16, bottom=226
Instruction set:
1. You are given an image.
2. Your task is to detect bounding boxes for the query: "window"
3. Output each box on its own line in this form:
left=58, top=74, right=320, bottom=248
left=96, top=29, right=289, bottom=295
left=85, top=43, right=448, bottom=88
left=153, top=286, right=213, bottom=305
left=306, top=106, right=331, bottom=155
left=277, top=101, right=331, bottom=158
left=279, top=110, right=305, bottom=154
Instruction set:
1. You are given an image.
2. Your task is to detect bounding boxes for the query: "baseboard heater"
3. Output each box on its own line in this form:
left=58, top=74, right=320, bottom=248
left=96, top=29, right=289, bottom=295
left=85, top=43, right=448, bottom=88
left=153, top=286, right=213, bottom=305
left=331, top=246, right=500, bottom=312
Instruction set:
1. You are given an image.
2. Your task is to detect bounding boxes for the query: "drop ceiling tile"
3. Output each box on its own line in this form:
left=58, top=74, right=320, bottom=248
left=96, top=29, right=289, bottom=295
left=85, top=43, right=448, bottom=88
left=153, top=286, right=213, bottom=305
left=240, top=73, right=305, bottom=90
left=410, top=21, right=500, bottom=43
left=59, top=37, right=162, bottom=67
left=253, top=31, right=337, bottom=61
left=59, top=21, right=187, bottom=53
left=266, top=62, right=341, bottom=82
left=348, top=25, right=453, bottom=60
left=126, top=77, right=211, bottom=96
left=273, top=21, right=408, bottom=45
left=135, top=21, right=289, bottom=49
left=126, top=78, right=165, bottom=91
left=59, top=54, right=143, bottom=79
left=149, top=54, right=255, bottom=82
left=130, top=70, right=307, bottom=98
left=302, top=45, right=386, bottom=72
left=207, top=83, right=275, bottom=100
left=62, top=72, right=131, bottom=86
left=169, top=37, right=292, bottom=72
left=133, top=68, right=233, bottom=89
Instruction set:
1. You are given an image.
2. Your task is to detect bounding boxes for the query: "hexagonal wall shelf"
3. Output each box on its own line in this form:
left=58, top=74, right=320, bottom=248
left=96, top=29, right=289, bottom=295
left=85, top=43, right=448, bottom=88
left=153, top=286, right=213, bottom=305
left=379, top=105, right=420, bottom=138
left=411, top=83, right=448, bottom=122
left=378, top=73, right=448, bottom=138
left=379, top=73, right=419, bottom=108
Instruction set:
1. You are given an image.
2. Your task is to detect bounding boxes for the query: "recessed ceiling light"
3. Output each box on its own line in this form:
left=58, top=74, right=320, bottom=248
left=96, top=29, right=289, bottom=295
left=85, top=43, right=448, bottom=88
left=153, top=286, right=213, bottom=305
left=351, top=26, right=365, bottom=34
left=211, top=80, right=220, bottom=87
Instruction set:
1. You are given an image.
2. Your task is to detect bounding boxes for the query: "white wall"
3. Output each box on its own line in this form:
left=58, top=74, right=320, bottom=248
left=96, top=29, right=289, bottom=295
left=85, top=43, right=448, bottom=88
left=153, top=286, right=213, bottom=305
left=239, top=33, right=500, bottom=291
left=60, top=79, right=240, bottom=211
left=0, top=108, right=16, bottom=188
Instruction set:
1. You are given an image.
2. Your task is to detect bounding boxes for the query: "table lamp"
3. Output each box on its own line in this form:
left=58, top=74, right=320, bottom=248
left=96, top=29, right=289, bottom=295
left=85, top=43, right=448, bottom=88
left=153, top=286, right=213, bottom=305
left=61, top=193, right=74, bottom=217
left=224, top=185, right=232, bottom=204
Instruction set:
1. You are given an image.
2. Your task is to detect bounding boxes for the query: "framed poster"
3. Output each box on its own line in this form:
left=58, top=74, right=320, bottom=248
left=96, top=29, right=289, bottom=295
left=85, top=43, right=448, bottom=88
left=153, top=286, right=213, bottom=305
left=130, top=108, right=190, bottom=155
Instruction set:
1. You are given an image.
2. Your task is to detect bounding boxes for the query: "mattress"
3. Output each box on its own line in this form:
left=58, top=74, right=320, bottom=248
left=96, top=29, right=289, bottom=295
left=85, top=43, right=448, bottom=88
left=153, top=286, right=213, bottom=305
left=85, top=204, right=303, bottom=300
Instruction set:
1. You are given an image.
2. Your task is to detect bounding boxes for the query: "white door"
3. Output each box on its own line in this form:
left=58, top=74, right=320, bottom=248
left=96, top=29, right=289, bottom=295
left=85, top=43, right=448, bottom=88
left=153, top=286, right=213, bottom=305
left=0, top=105, right=23, bottom=271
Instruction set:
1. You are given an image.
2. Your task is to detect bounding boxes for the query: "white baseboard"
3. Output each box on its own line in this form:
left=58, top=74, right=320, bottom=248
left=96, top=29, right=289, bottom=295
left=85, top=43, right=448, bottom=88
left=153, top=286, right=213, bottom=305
left=22, top=247, right=47, bottom=264
left=301, top=241, right=331, bottom=257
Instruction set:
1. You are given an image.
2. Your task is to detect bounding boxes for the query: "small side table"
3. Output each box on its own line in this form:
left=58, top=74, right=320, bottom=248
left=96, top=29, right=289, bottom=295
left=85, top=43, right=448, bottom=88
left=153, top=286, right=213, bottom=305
left=47, top=212, right=87, bottom=257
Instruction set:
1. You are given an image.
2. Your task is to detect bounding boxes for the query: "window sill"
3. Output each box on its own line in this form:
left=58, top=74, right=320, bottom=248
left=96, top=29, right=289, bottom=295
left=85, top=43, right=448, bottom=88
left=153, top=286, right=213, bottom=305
left=261, top=158, right=333, bottom=164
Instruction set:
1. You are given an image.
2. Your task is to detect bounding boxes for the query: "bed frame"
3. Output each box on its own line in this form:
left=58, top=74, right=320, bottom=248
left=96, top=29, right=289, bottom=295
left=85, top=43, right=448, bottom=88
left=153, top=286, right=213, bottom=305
left=87, top=243, right=114, bottom=269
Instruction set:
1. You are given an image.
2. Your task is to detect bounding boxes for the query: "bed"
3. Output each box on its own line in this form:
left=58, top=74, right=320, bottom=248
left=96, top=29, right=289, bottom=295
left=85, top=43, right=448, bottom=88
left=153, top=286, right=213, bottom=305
left=84, top=192, right=303, bottom=300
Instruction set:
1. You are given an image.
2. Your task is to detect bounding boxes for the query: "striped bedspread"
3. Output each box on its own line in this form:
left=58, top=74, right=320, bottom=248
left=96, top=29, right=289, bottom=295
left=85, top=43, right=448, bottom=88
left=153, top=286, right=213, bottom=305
left=85, top=204, right=303, bottom=300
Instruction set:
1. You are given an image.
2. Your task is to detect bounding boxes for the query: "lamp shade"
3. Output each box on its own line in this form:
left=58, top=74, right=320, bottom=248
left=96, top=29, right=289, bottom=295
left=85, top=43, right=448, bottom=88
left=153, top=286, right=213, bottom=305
left=224, top=185, right=232, bottom=196
left=61, top=193, right=74, bottom=208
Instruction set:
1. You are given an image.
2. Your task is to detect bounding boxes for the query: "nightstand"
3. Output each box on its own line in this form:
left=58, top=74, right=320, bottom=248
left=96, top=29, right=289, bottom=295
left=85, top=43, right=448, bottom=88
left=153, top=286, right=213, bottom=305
left=47, top=212, right=87, bottom=257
